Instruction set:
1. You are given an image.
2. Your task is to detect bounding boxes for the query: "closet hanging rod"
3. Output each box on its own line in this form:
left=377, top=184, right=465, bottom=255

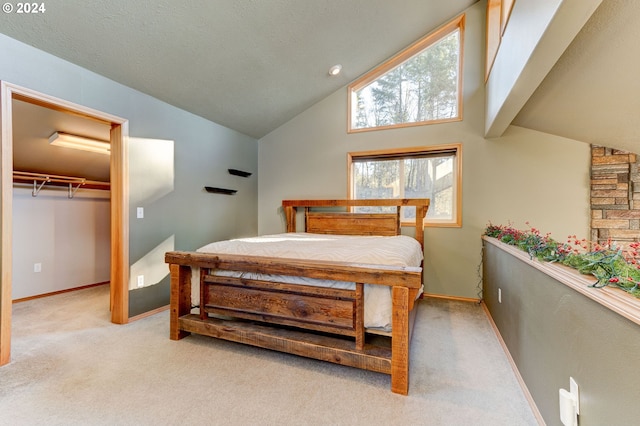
left=12, top=171, right=110, bottom=198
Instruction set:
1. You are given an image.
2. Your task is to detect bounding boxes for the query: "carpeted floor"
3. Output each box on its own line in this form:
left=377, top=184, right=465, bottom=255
left=0, top=285, right=538, bottom=425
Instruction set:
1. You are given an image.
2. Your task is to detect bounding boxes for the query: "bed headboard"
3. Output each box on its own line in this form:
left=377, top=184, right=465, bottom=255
left=306, top=212, right=400, bottom=236
left=282, top=199, right=430, bottom=249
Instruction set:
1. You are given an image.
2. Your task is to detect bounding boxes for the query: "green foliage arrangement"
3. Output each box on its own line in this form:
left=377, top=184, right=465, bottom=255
left=484, top=223, right=640, bottom=298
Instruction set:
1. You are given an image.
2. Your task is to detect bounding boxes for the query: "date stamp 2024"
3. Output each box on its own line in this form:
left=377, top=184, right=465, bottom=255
left=3, top=3, right=46, bottom=14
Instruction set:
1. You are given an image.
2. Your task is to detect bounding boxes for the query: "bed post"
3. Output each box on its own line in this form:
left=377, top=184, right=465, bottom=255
left=284, top=205, right=296, bottom=232
left=170, top=264, right=192, bottom=340
left=355, top=283, right=365, bottom=351
left=414, top=204, right=426, bottom=249
left=391, top=285, right=410, bottom=395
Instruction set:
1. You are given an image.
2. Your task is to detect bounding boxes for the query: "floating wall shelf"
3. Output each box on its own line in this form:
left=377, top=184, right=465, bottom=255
left=204, top=186, right=237, bottom=195
left=228, top=169, right=252, bottom=178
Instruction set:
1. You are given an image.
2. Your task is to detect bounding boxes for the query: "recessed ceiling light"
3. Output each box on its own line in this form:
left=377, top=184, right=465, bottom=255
left=328, top=64, right=342, bottom=76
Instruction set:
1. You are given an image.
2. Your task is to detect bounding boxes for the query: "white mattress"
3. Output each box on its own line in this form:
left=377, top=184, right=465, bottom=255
left=192, top=232, right=423, bottom=331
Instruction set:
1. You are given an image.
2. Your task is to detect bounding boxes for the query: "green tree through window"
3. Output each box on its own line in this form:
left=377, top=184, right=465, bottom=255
left=348, top=144, right=462, bottom=227
left=348, top=15, right=464, bottom=132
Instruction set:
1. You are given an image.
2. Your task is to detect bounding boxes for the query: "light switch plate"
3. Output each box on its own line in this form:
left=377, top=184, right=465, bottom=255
left=570, top=377, right=579, bottom=414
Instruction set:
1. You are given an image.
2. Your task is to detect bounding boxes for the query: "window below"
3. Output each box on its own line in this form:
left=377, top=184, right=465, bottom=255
left=348, top=14, right=464, bottom=133
left=348, top=144, right=462, bottom=227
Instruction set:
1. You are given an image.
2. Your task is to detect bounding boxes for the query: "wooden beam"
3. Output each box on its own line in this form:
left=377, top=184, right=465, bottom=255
left=355, top=283, right=365, bottom=350
left=283, top=198, right=430, bottom=208
left=415, top=205, right=426, bottom=249
left=179, top=314, right=393, bottom=374
left=110, top=122, right=129, bottom=324
left=165, top=252, right=422, bottom=288
left=170, top=264, right=192, bottom=340
left=284, top=205, right=296, bottom=232
left=391, top=286, right=410, bottom=395
left=306, top=212, right=400, bottom=236
left=0, top=82, right=12, bottom=366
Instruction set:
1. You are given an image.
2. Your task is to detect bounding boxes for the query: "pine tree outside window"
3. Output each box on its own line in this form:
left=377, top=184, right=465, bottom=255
left=348, top=15, right=464, bottom=132
left=348, top=144, right=462, bottom=227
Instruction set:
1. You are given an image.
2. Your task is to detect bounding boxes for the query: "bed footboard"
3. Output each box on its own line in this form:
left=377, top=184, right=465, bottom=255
left=166, top=252, right=422, bottom=395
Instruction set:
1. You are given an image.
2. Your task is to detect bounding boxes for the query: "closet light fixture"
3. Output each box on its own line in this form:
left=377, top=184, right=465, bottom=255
left=49, top=131, right=110, bottom=155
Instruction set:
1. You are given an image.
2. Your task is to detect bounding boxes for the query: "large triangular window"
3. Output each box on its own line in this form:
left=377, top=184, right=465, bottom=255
left=348, top=15, right=464, bottom=132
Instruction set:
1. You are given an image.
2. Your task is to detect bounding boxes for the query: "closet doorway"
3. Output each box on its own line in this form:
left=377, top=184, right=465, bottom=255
left=0, top=81, right=130, bottom=366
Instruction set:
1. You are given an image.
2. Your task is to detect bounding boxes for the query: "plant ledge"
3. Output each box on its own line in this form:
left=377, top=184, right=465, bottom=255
left=483, top=236, right=640, bottom=327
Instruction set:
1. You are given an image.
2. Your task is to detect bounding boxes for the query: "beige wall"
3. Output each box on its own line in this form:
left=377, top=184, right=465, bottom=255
left=258, top=1, right=591, bottom=298
left=484, top=241, right=640, bottom=425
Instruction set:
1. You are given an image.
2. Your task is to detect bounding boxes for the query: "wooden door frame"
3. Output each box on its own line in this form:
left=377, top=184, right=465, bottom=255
left=0, top=81, right=130, bottom=366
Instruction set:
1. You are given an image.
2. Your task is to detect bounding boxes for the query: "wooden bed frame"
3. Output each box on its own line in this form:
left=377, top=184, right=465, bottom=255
left=165, top=198, right=429, bottom=395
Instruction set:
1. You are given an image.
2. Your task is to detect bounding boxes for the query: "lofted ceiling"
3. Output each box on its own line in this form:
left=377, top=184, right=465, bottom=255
left=514, top=0, right=640, bottom=154
left=0, top=0, right=477, bottom=140
left=4, top=0, right=637, bottom=181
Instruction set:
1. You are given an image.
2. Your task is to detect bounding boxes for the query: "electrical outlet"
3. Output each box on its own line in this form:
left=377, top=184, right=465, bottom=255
left=137, top=275, right=144, bottom=288
left=498, top=288, right=502, bottom=303
left=34, top=263, right=42, bottom=273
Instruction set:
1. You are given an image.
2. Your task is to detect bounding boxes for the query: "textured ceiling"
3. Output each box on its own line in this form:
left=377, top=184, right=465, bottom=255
left=514, top=0, right=640, bottom=154
left=0, top=0, right=477, bottom=139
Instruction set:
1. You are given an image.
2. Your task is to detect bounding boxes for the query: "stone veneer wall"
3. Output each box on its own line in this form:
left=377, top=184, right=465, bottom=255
left=591, top=146, right=640, bottom=245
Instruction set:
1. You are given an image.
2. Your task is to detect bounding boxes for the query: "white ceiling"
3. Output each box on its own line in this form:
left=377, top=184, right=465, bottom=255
left=0, top=0, right=477, bottom=139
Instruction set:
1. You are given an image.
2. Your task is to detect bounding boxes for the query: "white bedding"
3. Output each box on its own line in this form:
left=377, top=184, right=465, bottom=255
left=192, top=232, right=423, bottom=331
